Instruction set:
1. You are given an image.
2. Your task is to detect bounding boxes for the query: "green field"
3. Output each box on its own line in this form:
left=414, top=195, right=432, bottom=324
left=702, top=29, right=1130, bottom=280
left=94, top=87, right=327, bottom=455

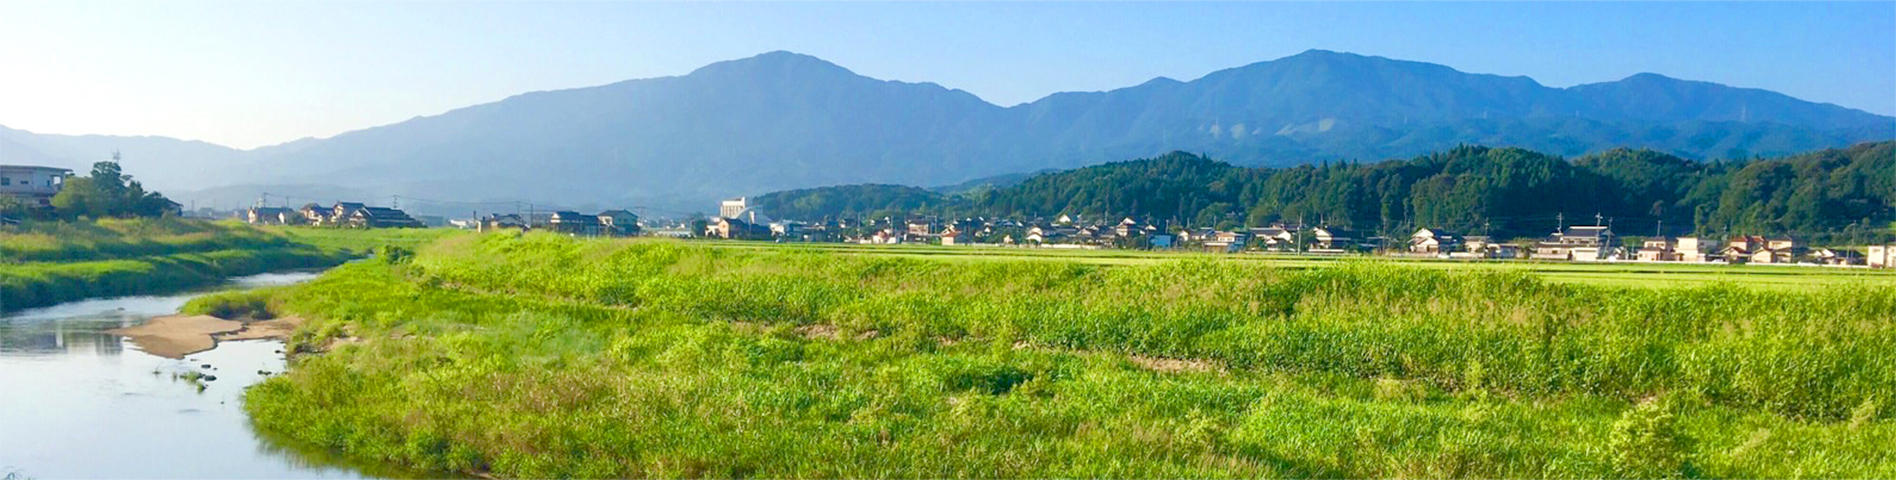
left=219, top=233, right=1895, bottom=478
left=699, top=241, right=1896, bottom=291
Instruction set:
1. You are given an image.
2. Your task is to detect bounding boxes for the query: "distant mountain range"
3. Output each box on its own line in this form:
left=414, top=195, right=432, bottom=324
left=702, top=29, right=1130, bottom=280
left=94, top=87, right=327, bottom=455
left=2, top=50, right=1890, bottom=215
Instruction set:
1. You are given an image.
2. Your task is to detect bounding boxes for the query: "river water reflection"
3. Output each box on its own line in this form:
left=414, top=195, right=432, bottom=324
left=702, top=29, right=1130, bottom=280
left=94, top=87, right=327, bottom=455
left=0, top=271, right=433, bottom=479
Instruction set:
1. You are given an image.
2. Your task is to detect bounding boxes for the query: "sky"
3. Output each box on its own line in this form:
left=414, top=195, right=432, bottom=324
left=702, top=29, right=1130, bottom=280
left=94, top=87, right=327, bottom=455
left=0, top=1, right=1890, bottom=150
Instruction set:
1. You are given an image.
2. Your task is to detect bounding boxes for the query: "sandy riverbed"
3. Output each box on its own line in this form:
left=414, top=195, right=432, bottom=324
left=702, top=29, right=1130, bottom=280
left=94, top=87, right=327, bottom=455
left=106, top=315, right=304, bottom=358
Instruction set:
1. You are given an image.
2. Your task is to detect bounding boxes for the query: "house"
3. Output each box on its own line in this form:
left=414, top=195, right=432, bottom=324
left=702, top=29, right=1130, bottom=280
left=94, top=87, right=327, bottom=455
left=1026, top=225, right=1078, bottom=245
left=1534, top=225, right=1615, bottom=261
left=480, top=214, right=527, bottom=232
left=549, top=211, right=604, bottom=235
left=1410, top=228, right=1460, bottom=254
left=1487, top=243, right=1525, bottom=259
left=906, top=218, right=938, bottom=237
left=332, top=202, right=368, bottom=223
left=1868, top=245, right=1896, bottom=268
left=300, top=203, right=333, bottom=225
left=1636, top=237, right=1679, bottom=262
left=940, top=229, right=962, bottom=246
left=345, top=206, right=423, bottom=229
left=245, top=206, right=299, bottom=225
left=1676, top=237, right=1710, bottom=263
left=1724, top=235, right=1802, bottom=264
left=1250, top=226, right=1298, bottom=251
left=1308, top=226, right=1355, bottom=253
left=1203, top=231, right=1248, bottom=253
left=706, top=216, right=771, bottom=240
left=597, top=209, right=641, bottom=236
left=0, top=165, right=72, bottom=207
left=771, top=221, right=805, bottom=239
left=1112, top=218, right=1146, bottom=238
left=1814, top=248, right=1864, bottom=266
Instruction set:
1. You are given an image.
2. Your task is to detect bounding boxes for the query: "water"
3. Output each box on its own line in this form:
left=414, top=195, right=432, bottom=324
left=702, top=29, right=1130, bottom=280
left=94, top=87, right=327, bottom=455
left=0, top=271, right=426, bottom=479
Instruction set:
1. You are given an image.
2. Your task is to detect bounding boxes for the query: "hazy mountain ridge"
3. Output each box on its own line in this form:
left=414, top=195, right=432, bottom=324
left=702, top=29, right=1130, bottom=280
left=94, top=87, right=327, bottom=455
left=3, top=49, right=1890, bottom=213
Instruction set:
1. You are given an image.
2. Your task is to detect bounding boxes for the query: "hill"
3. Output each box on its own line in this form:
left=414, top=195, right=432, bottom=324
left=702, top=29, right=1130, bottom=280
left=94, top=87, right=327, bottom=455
left=749, top=141, right=1896, bottom=243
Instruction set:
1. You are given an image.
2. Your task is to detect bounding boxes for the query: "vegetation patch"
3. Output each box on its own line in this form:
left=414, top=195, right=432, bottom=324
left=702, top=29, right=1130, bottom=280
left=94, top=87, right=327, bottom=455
left=233, top=233, right=1896, bottom=478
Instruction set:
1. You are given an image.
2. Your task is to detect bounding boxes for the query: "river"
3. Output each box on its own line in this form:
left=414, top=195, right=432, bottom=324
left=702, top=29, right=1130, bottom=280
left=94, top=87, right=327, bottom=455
left=0, top=271, right=428, bottom=479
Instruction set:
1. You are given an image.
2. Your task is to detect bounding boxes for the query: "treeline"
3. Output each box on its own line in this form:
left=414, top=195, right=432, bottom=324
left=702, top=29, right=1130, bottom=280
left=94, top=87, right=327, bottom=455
left=754, top=141, right=1895, bottom=242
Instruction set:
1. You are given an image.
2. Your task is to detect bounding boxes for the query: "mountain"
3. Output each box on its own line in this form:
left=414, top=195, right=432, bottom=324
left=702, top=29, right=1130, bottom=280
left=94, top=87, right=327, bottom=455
left=0, top=125, right=248, bottom=191
left=3, top=50, right=1890, bottom=214
left=750, top=141, right=1896, bottom=244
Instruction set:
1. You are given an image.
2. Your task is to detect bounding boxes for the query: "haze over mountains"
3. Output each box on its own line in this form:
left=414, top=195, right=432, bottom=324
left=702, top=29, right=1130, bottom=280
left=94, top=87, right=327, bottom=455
left=2, top=49, right=1889, bottom=214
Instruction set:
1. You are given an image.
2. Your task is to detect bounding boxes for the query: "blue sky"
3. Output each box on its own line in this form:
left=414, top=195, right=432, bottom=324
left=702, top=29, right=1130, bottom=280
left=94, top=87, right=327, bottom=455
left=0, top=1, right=1890, bottom=149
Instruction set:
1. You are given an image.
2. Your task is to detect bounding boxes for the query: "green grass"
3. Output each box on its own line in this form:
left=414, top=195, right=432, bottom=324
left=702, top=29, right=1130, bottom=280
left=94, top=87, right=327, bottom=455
left=266, top=225, right=461, bottom=256
left=0, top=217, right=295, bottom=263
left=0, top=219, right=464, bottom=311
left=229, top=233, right=1895, bottom=478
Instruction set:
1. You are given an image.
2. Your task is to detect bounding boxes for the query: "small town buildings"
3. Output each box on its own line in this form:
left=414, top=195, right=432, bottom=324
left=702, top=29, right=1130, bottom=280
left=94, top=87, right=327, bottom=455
left=1722, top=235, right=1803, bottom=264
left=0, top=165, right=72, bottom=208
left=1409, top=228, right=1460, bottom=254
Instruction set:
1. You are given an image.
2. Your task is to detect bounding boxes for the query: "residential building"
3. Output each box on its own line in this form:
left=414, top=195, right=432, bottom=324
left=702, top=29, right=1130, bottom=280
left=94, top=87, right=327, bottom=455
left=0, top=165, right=72, bottom=207
left=549, top=211, right=604, bottom=235
left=480, top=214, right=527, bottom=232
left=345, top=206, right=423, bottom=229
left=706, top=216, right=770, bottom=240
left=1308, top=226, right=1355, bottom=253
left=300, top=203, right=333, bottom=225
left=1676, top=237, right=1710, bottom=263
left=245, top=207, right=299, bottom=225
left=1250, top=226, right=1298, bottom=251
left=1635, top=237, right=1679, bottom=262
left=1814, top=248, right=1864, bottom=266
left=1534, top=225, right=1615, bottom=261
left=1868, top=245, right=1895, bottom=268
left=597, top=210, right=641, bottom=236
left=1203, top=231, right=1247, bottom=253
left=1409, top=228, right=1460, bottom=254
left=1723, top=235, right=1802, bottom=264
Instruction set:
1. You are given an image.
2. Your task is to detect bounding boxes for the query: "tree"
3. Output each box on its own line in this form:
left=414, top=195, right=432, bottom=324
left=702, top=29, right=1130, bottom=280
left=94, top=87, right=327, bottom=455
left=51, top=154, right=177, bottom=219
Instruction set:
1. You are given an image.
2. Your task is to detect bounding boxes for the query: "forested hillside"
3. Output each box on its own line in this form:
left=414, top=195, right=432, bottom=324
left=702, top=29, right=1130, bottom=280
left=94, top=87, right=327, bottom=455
left=753, top=142, right=1896, bottom=242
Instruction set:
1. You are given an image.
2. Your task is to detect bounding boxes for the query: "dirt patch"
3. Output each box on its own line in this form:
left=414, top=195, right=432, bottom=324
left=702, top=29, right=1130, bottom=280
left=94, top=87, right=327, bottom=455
left=1128, top=355, right=1222, bottom=374
left=106, top=315, right=245, bottom=359
left=218, top=316, right=305, bottom=342
left=795, top=324, right=840, bottom=340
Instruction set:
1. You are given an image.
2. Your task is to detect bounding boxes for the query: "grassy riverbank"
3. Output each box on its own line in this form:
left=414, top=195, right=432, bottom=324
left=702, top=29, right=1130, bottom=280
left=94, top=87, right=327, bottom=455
left=230, top=233, right=1895, bottom=478
left=0, top=219, right=460, bottom=312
